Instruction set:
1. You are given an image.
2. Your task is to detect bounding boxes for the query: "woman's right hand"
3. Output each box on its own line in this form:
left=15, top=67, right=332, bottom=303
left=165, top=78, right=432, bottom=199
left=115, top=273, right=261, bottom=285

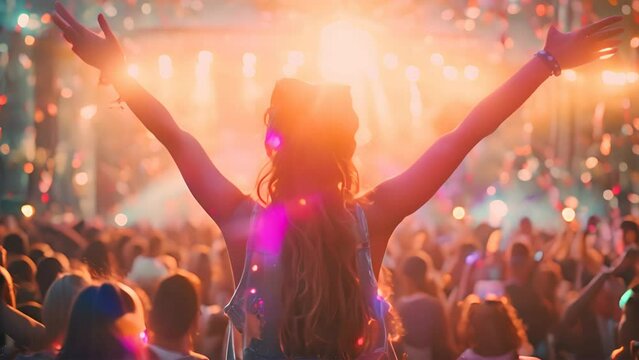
left=53, top=2, right=125, bottom=75
left=544, top=16, right=624, bottom=70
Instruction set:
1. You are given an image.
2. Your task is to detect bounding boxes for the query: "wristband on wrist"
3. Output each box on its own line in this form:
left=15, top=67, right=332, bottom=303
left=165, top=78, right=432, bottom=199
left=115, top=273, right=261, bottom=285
left=535, top=49, right=562, bottom=77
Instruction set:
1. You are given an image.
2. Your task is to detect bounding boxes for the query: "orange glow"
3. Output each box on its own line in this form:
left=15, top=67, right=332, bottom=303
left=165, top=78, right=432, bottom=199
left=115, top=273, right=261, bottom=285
left=60, top=88, right=73, bottom=98
left=23, top=162, right=34, bottom=174
left=319, top=20, right=377, bottom=83
left=47, top=103, right=58, bottom=116
left=41, top=13, right=51, bottom=24
left=127, top=64, right=140, bottom=79
left=158, top=55, right=173, bottom=79
left=34, top=109, right=44, bottom=123
left=535, top=4, right=547, bottom=17
left=24, top=35, right=35, bottom=46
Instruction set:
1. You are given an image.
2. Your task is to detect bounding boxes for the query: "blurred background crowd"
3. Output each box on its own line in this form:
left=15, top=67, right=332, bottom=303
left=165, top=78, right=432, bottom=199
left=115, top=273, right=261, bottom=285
left=0, top=211, right=639, bottom=359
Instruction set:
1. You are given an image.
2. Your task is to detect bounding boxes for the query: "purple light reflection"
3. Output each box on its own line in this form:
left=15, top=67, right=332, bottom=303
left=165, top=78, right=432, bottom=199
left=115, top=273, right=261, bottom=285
left=253, top=204, right=288, bottom=255
left=265, top=129, right=282, bottom=151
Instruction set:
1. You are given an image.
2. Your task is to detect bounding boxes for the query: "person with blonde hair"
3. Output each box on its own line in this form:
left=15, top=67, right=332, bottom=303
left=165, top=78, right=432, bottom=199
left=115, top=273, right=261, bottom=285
left=15, top=273, right=90, bottom=360
left=457, top=295, right=537, bottom=360
left=52, top=2, right=623, bottom=358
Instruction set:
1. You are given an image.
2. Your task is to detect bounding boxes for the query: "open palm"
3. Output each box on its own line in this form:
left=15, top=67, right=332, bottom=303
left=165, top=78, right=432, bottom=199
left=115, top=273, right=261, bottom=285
left=545, top=16, right=624, bottom=70
left=53, top=2, right=124, bottom=74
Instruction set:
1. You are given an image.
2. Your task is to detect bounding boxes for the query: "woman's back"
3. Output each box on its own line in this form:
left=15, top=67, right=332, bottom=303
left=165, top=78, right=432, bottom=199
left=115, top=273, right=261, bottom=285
left=225, top=203, right=394, bottom=359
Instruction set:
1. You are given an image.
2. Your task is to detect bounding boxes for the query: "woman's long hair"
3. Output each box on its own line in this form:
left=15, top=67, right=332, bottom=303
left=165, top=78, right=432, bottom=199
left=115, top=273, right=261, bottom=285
left=257, top=79, right=372, bottom=358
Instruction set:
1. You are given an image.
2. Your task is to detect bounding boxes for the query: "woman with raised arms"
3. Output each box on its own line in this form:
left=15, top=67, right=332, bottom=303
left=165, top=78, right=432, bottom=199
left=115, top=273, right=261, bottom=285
left=52, top=4, right=622, bottom=359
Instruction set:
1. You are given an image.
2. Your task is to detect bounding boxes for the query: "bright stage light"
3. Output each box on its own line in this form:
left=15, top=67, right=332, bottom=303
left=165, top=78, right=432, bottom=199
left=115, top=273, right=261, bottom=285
left=603, top=189, right=614, bottom=201
left=123, top=17, right=135, bottom=31
left=243, top=52, right=256, bottom=66
left=243, top=65, right=256, bottom=78
left=443, top=66, right=458, bottom=80
left=282, top=63, right=297, bottom=77
left=61, top=87, right=73, bottom=98
left=620, top=162, right=629, bottom=172
left=464, top=65, right=479, bottom=80
left=17, top=13, right=29, bottom=28
left=465, top=6, right=481, bottom=19
left=561, top=208, right=576, bottom=222
left=383, top=53, right=398, bottom=70
left=452, top=206, right=466, bottom=220
left=564, top=69, right=577, bottom=82
left=580, top=172, right=592, bottom=184
left=486, top=231, right=501, bottom=254
left=23, top=162, right=34, bottom=174
left=599, top=48, right=616, bottom=60
left=115, top=213, right=128, bottom=227
left=287, top=51, right=304, bottom=67
left=517, top=169, right=532, bottom=182
left=507, top=4, right=522, bottom=14
left=21, top=204, right=35, bottom=218
left=24, top=35, right=35, bottom=46
left=464, top=19, right=476, bottom=32
left=602, top=71, right=627, bottom=86
left=488, top=200, right=508, bottom=226
left=141, top=3, right=152, bottom=15
left=74, top=172, right=89, bottom=186
left=430, top=53, right=444, bottom=66
left=405, top=66, right=420, bottom=82
left=158, top=55, right=173, bottom=79
left=80, top=105, right=97, bottom=120
left=319, top=20, right=377, bottom=82
left=600, top=133, right=611, bottom=156
left=564, top=196, right=579, bottom=209
left=127, top=64, right=140, bottom=79
left=441, top=9, right=455, bottom=21
left=585, top=156, right=598, bottom=169
left=242, top=52, right=256, bottom=78
left=104, top=4, right=118, bottom=17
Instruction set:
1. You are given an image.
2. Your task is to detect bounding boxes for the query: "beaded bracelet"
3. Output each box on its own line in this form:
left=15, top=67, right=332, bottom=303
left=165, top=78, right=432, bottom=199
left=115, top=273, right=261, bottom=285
left=535, top=49, right=562, bottom=77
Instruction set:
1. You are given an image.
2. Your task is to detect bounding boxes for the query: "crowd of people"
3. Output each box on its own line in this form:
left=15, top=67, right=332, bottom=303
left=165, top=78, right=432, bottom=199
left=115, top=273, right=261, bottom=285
left=0, top=213, right=638, bottom=360
left=0, top=217, right=230, bottom=360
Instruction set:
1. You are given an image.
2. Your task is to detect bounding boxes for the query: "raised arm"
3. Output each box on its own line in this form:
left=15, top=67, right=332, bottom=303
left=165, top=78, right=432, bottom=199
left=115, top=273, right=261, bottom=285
left=364, top=17, right=623, bottom=237
left=0, top=302, right=46, bottom=350
left=561, top=248, right=638, bottom=328
left=52, top=3, right=247, bottom=224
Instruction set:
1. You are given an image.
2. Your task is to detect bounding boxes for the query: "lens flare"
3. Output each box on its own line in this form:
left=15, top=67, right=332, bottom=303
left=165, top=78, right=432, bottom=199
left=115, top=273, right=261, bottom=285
left=319, top=20, right=377, bottom=82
